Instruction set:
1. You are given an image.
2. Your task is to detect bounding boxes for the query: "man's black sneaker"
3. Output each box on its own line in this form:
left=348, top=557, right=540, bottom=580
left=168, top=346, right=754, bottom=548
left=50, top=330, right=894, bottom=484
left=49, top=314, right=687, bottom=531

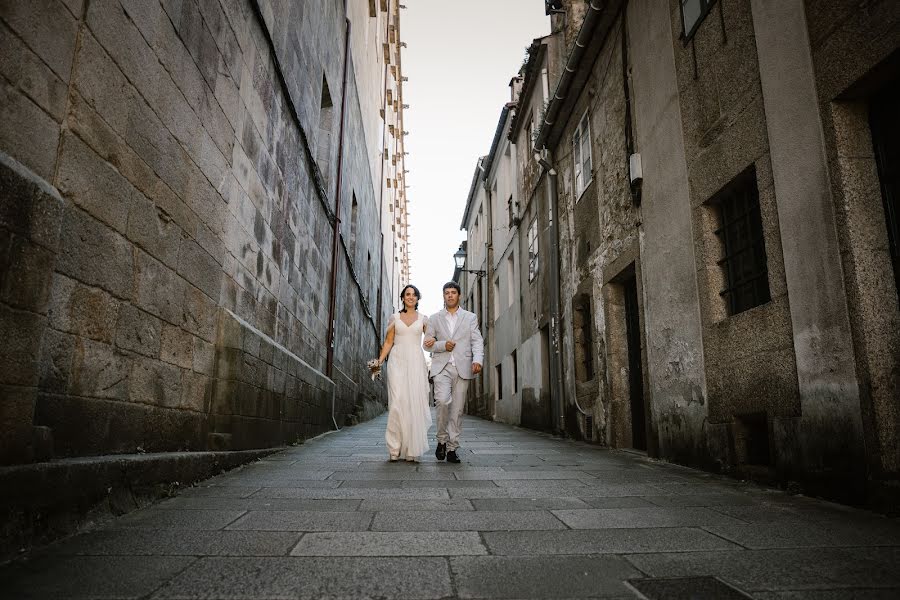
left=435, top=443, right=447, bottom=461
left=446, top=450, right=460, bottom=463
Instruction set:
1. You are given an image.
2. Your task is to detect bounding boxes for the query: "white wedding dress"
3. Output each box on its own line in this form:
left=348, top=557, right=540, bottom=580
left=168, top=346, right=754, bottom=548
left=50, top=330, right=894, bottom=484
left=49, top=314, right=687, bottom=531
left=385, top=312, right=432, bottom=459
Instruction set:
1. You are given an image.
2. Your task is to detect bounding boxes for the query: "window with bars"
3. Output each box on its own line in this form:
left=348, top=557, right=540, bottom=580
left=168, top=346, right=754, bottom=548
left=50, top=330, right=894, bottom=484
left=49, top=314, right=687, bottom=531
left=527, top=216, right=539, bottom=281
left=573, top=111, right=592, bottom=199
left=680, top=0, right=716, bottom=41
left=712, top=166, right=770, bottom=315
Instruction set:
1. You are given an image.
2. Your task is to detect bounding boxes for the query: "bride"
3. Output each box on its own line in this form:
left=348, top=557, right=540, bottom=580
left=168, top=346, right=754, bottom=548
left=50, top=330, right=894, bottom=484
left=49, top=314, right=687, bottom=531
left=375, top=284, right=433, bottom=462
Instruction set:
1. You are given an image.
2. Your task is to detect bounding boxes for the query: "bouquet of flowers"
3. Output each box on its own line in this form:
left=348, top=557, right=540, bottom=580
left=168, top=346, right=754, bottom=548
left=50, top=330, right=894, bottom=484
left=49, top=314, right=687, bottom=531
left=366, top=358, right=382, bottom=381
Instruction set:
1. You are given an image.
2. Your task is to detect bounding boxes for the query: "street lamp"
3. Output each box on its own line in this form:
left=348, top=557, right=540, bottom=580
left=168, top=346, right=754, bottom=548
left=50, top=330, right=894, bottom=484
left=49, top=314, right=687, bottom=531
left=453, top=247, right=485, bottom=278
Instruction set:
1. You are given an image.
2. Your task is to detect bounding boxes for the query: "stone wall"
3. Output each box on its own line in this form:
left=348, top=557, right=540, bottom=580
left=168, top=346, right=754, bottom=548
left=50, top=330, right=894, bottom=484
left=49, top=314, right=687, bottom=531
left=0, top=0, right=389, bottom=464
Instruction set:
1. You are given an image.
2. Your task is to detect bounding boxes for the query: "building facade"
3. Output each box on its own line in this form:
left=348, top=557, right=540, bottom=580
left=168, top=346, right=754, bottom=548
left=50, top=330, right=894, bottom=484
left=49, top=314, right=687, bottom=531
left=461, top=0, right=899, bottom=506
left=0, top=0, right=411, bottom=464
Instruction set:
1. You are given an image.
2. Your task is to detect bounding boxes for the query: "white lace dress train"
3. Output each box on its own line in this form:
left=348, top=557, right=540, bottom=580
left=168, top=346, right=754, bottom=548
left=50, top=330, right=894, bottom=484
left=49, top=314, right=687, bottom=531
left=384, top=313, right=432, bottom=459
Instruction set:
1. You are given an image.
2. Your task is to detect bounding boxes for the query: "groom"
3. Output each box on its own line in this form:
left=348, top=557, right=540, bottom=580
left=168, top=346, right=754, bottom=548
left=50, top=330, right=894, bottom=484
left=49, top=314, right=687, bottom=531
left=423, top=281, right=484, bottom=463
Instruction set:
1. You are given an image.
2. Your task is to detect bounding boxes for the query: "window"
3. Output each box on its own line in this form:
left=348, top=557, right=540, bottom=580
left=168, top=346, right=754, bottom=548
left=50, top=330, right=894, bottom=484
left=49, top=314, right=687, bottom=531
left=573, top=295, right=594, bottom=382
left=572, top=111, right=592, bottom=199
left=317, top=75, right=334, bottom=182
left=511, top=350, right=518, bottom=394
left=681, top=0, right=715, bottom=41
left=527, top=216, right=539, bottom=281
left=712, top=166, right=770, bottom=315
left=506, top=252, right=516, bottom=307
left=349, top=195, right=358, bottom=260
left=526, top=119, right=534, bottom=152
left=495, top=363, right=503, bottom=401
left=493, top=277, right=500, bottom=317
left=507, top=196, right=515, bottom=227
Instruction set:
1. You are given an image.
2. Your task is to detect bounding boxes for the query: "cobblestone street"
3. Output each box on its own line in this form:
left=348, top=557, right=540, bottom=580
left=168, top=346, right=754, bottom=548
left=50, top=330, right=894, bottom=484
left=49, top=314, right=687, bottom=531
left=2, top=413, right=899, bottom=599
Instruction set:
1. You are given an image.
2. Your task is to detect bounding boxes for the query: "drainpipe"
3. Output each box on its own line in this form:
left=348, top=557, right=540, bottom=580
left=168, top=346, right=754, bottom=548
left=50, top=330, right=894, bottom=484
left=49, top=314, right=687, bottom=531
left=325, top=14, right=352, bottom=380
left=480, top=160, right=495, bottom=419
left=535, top=150, right=565, bottom=433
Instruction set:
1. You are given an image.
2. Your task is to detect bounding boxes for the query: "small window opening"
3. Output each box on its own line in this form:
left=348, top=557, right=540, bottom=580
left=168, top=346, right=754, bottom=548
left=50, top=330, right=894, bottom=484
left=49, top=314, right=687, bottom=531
left=711, top=165, right=770, bottom=315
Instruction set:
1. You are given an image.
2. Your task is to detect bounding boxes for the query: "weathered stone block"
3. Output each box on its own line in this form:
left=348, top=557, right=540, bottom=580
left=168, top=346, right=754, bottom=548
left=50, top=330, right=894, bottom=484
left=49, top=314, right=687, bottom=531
left=0, top=0, right=78, bottom=82
left=178, top=238, right=222, bottom=301
left=1, top=233, right=56, bottom=313
left=160, top=324, right=194, bottom=369
left=69, top=338, right=131, bottom=401
left=215, top=346, right=243, bottom=382
left=126, top=194, right=183, bottom=268
left=241, top=353, right=266, bottom=388
left=48, top=273, right=119, bottom=344
left=192, top=336, right=215, bottom=376
left=134, top=250, right=185, bottom=324
left=57, top=205, right=134, bottom=301
left=181, top=370, right=211, bottom=412
left=0, top=304, right=44, bottom=387
left=0, top=151, right=65, bottom=252
left=57, top=132, right=137, bottom=235
left=242, top=325, right=262, bottom=356
left=67, top=94, right=199, bottom=238
left=182, top=284, right=217, bottom=343
left=0, top=80, right=60, bottom=181
left=115, top=303, right=162, bottom=358
left=0, top=18, right=68, bottom=121
left=218, top=310, right=244, bottom=349
left=129, top=356, right=182, bottom=408
left=38, top=327, right=75, bottom=394
left=0, top=384, right=36, bottom=464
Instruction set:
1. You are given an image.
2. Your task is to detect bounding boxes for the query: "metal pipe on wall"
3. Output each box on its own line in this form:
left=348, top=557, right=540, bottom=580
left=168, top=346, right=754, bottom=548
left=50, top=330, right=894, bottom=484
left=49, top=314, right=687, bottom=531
left=325, top=14, right=353, bottom=381
left=536, top=152, right=565, bottom=433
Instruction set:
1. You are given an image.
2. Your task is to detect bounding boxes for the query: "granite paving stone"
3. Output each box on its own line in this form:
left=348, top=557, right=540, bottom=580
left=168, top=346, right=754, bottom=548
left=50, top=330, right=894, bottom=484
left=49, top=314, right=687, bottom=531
left=108, top=508, right=246, bottom=530
left=359, top=498, right=475, bottom=511
left=455, top=470, right=593, bottom=480
left=450, top=555, right=643, bottom=598
left=225, top=510, right=373, bottom=531
left=290, top=531, right=487, bottom=556
left=482, top=527, right=741, bottom=555
left=625, top=547, right=900, bottom=591
left=704, top=522, right=900, bottom=549
left=371, top=509, right=567, bottom=531
left=155, top=496, right=363, bottom=511
left=151, top=556, right=453, bottom=599
left=49, top=529, right=301, bottom=556
left=252, top=486, right=452, bottom=499
left=552, top=507, right=745, bottom=529
left=0, top=556, right=196, bottom=599
left=469, top=497, right=592, bottom=511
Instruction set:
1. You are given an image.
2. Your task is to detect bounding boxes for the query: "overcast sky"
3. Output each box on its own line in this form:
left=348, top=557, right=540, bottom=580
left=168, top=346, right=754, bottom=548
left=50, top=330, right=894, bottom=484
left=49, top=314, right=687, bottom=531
left=402, top=0, right=550, bottom=317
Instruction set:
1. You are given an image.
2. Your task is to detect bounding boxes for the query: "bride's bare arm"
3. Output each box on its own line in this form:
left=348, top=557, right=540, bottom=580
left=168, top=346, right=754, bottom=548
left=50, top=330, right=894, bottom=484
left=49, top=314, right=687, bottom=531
left=377, top=321, right=396, bottom=365
left=422, top=316, right=436, bottom=350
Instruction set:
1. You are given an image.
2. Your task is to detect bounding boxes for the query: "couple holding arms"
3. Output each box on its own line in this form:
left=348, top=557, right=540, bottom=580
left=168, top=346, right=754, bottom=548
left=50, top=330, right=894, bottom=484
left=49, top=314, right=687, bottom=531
left=375, top=281, right=484, bottom=463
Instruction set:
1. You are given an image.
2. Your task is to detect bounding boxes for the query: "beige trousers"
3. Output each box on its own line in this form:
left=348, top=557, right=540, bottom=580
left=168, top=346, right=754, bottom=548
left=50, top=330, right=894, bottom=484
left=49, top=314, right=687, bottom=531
left=433, top=363, right=469, bottom=452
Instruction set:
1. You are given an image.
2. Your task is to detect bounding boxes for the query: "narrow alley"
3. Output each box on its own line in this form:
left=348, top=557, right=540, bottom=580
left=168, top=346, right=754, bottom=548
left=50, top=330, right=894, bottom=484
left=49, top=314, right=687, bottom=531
left=3, top=414, right=899, bottom=599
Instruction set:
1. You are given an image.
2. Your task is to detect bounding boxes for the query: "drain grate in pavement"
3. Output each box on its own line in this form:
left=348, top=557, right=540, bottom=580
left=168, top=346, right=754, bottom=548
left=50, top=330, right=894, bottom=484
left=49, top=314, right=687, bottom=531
left=627, top=576, right=752, bottom=599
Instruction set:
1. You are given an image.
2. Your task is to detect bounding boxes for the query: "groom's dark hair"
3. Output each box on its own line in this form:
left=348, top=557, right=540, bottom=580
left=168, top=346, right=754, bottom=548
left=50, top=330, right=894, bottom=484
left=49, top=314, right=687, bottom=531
left=443, top=281, right=461, bottom=294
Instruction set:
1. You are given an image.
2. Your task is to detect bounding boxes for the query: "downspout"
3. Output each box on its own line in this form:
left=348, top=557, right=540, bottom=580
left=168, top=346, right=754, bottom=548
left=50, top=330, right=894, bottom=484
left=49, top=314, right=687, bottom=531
left=534, top=1, right=604, bottom=152
left=532, top=1, right=607, bottom=434
left=481, top=161, right=495, bottom=419
left=326, top=11, right=352, bottom=405
left=536, top=151, right=564, bottom=433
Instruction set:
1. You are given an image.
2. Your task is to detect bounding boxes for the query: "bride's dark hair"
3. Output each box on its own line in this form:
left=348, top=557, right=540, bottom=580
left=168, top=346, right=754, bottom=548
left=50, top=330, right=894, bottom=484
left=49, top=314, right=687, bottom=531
left=399, top=284, right=421, bottom=313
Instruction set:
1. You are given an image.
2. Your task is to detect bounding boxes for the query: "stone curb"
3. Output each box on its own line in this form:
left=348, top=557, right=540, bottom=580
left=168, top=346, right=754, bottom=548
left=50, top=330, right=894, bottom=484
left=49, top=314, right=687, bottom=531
left=0, top=448, right=283, bottom=563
